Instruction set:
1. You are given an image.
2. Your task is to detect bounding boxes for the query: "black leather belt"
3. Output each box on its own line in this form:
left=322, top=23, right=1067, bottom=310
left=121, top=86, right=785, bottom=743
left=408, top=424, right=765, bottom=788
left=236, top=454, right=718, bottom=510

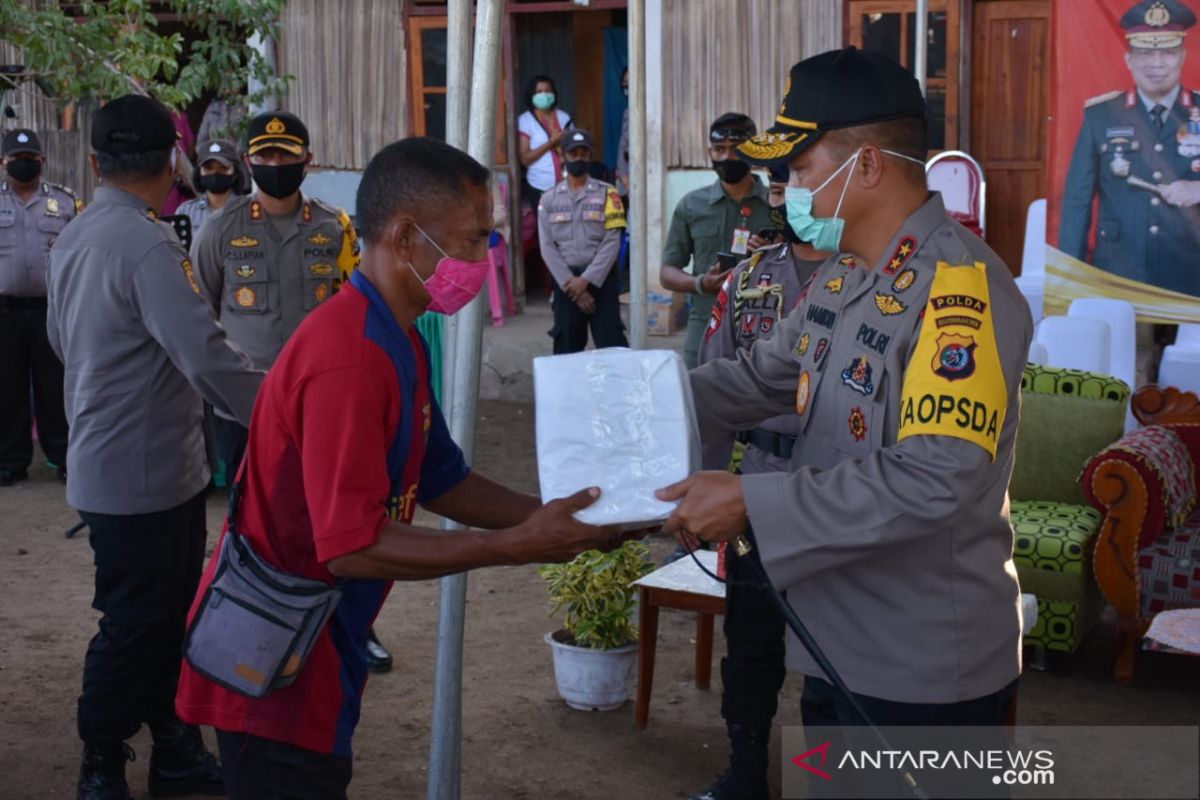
left=0, top=295, right=48, bottom=310
left=735, top=428, right=797, bottom=460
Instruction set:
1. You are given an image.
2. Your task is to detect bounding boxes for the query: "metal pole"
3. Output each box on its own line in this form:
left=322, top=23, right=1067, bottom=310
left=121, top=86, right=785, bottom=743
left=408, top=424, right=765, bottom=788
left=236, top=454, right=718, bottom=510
left=444, top=0, right=472, bottom=152
left=914, top=0, right=929, bottom=95
left=427, top=2, right=503, bottom=799
left=628, top=0, right=648, bottom=349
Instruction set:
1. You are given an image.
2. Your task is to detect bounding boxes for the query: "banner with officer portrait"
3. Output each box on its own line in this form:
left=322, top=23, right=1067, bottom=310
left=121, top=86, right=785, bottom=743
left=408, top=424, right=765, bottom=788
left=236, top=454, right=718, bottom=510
left=1046, top=0, right=1200, bottom=322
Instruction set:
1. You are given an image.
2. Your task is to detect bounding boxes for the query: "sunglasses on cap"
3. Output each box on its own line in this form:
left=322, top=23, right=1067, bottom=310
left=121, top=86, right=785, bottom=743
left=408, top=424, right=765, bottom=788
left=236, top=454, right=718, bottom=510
left=710, top=128, right=752, bottom=143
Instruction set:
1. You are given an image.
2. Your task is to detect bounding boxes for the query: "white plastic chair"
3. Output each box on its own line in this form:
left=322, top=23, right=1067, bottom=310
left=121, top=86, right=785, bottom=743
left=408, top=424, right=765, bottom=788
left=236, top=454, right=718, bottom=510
left=1034, top=316, right=1112, bottom=376
left=1174, top=323, right=1200, bottom=349
left=1159, top=345, right=1200, bottom=396
left=1016, top=277, right=1044, bottom=326
left=926, top=151, right=986, bottom=237
left=1015, top=199, right=1048, bottom=325
left=1020, top=199, right=1047, bottom=282
left=1027, top=341, right=1049, bottom=365
left=1069, top=298, right=1137, bottom=429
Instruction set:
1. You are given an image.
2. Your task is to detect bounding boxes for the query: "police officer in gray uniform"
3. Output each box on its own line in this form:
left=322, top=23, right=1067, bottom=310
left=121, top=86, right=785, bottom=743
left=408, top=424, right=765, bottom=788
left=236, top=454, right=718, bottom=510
left=0, top=128, right=77, bottom=485
left=689, top=162, right=827, bottom=800
left=1060, top=0, right=1200, bottom=297
left=660, top=49, right=1031, bottom=799
left=537, top=128, right=628, bottom=354
left=47, top=95, right=263, bottom=800
left=177, top=139, right=245, bottom=237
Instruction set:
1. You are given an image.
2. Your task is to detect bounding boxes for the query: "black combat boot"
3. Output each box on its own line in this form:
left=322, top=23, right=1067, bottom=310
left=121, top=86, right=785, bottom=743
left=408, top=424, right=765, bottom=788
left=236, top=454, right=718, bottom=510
left=147, top=720, right=226, bottom=797
left=689, top=721, right=772, bottom=800
left=77, top=742, right=134, bottom=800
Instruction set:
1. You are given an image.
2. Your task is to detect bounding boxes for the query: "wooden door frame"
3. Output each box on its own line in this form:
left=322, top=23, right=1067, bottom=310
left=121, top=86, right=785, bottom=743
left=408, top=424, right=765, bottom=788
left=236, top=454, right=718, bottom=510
left=844, top=0, right=963, bottom=152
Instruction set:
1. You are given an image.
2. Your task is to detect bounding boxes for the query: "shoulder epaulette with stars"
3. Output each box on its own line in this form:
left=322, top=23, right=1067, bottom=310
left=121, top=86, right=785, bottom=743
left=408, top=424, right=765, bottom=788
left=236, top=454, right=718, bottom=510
left=1084, top=90, right=1122, bottom=109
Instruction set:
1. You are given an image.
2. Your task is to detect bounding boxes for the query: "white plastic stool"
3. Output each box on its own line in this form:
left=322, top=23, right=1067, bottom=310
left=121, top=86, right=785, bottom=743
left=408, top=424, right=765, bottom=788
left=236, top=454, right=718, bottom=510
left=1159, top=345, right=1200, bottom=396
left=1034, top=316, right=1112, bottom=375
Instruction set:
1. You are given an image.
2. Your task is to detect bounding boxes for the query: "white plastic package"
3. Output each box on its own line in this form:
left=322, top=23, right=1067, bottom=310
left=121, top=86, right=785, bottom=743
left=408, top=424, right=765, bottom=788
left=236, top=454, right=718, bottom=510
left=534, top=348, right=701, bottom=528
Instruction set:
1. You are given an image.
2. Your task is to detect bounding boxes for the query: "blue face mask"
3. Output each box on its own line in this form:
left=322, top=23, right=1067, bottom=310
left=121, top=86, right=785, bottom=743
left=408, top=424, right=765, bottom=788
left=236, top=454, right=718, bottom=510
left=785, top=148, right=925, bottom=252
left=532, top=91, right=556, bottom=111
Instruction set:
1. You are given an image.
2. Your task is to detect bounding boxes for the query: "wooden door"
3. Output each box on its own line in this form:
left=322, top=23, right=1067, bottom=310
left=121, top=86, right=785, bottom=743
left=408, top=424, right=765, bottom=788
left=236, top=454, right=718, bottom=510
left=970, top=0, right=1050, bottom=274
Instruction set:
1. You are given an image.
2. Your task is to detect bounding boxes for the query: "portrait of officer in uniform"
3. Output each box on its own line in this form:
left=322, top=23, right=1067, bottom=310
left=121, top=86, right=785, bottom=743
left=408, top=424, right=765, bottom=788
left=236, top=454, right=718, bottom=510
left=1059, top=0, right=1200, bottom=297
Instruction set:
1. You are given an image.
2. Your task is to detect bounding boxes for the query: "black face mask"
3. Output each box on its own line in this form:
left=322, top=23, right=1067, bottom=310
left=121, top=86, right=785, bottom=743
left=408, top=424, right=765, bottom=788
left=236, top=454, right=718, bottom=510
left=770, top=204, right=802, bottom=244
left=198, top=173, right=237, bottom=195
left=712, top=158, right=750, bottom=184
left=6, top=158, right=41, bottom=184
left=565, top=160, right=590, bottom=177
left=250, top=162, right=305, bottom=199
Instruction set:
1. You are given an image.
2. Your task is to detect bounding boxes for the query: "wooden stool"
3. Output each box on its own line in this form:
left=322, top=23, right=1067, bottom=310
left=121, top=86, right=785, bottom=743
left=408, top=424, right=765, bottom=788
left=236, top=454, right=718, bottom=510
left=633, top=550, right=726, bottom=729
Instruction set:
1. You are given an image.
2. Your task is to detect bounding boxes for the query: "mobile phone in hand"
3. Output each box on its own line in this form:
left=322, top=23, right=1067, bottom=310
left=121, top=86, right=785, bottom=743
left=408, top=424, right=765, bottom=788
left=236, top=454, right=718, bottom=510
left=717, top=252, right=739, bottom=271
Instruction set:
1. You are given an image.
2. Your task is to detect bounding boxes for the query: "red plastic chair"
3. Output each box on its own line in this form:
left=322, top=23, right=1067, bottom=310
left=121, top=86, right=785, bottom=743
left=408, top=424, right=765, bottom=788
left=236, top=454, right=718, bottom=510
left=926, top=150, right=986, bottom=238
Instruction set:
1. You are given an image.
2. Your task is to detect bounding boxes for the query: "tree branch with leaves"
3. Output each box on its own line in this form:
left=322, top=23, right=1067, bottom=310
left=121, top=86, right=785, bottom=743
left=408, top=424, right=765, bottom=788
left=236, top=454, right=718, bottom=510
left=1, top=0, right=291, bottom=126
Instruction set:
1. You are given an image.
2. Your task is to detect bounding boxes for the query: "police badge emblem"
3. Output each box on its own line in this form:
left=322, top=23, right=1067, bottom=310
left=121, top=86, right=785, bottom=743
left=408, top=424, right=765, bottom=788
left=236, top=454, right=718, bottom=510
left=235, top=287, right=256, bottom=307
left=841, top=356, right=875, bottom=396
left=932, top=333, right=977, bottom=381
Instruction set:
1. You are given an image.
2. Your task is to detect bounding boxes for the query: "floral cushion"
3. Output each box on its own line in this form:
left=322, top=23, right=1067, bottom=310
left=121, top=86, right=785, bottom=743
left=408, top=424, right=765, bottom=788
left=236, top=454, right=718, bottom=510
left=1139, top=508, right=1200, bottom=617
left=1115, top=426, right=1197, bottom=531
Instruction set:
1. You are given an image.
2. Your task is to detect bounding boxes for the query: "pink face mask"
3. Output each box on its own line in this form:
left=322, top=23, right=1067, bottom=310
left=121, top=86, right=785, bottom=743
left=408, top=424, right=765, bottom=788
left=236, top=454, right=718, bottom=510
left=408, top=224, right=490, bottom=315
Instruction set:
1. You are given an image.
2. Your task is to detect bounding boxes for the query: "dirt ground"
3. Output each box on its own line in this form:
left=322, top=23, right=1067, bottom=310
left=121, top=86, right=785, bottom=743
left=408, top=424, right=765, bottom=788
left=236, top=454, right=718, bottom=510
left=1, top=399, right=1197, bottom=800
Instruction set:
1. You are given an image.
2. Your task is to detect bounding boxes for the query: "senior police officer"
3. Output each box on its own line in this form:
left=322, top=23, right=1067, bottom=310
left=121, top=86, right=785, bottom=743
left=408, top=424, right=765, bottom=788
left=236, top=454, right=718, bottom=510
left=1060, top=0, right=1200, bottom=296
left=659, top=48, right=1031, bottom=798
left=192, top=111, right=358, bottom=476
left=47, top=94, right=263, bottom=800
left=689, top=161, right=828, bottom=800
left=660, top=113, right=773, bottom=369
left=0, top=128, right=78, bottom=486
left=537, top=128, right=628, bottom=353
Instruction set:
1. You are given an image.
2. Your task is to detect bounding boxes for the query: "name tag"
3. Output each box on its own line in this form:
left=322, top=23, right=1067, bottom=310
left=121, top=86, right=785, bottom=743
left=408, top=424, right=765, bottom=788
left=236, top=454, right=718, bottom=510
left=549, top=211, right=572, bottom=223
left=583, top=210, right=604, bottom=222
left=731, top=226, right=750, bottom=255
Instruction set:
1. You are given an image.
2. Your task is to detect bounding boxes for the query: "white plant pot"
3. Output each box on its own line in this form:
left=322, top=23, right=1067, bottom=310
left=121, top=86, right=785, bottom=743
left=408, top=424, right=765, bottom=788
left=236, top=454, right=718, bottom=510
left=544, top=631, right=639, bottom=711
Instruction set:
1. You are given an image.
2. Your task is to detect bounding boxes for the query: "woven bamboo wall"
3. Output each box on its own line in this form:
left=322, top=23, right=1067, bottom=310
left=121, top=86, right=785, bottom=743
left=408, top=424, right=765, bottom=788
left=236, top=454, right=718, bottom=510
left=277, top=0, right=409, bottom=170
left=662, top=0, right=842, bottom=168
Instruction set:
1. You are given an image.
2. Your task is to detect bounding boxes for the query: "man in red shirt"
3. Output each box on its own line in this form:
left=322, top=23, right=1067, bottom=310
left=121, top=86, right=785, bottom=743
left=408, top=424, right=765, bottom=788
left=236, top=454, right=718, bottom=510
left=176, top=138, right=625, bottom=798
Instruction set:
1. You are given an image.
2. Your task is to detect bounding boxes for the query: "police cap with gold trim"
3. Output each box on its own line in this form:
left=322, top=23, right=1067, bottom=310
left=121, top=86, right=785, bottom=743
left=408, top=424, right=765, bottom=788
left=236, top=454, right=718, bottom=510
left=245, top=111, right=310, bottom=157
left=91, top=95, right=177, bottom=155
left=1122, top=0, right=1195, bottom=50
left=737, top=46, right=925, bottom=166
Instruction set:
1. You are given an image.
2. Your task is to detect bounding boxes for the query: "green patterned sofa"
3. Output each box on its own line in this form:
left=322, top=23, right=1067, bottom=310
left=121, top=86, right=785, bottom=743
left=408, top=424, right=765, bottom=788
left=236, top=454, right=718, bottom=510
left=1010, top=365, right=1130, bottom=658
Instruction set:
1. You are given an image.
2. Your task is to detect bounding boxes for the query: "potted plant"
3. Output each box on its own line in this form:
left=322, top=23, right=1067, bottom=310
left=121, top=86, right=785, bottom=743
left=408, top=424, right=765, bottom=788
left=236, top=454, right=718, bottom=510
left=539, top=540, right=655, bottom=711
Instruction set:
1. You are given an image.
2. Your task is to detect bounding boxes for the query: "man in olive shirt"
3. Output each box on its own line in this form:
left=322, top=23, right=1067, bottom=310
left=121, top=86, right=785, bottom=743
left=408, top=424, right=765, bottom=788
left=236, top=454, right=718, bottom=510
left=660, top=113, right=772, bottom=368
left=47, top=95, right=263, bottom=800
left=660, top=49, right=1029, bottom=799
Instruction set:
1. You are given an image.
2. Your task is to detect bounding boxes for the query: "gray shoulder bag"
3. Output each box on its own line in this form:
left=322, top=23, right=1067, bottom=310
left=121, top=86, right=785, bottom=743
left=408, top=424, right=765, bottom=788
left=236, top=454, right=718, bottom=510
left=183, top=474, right=342, bottom=698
